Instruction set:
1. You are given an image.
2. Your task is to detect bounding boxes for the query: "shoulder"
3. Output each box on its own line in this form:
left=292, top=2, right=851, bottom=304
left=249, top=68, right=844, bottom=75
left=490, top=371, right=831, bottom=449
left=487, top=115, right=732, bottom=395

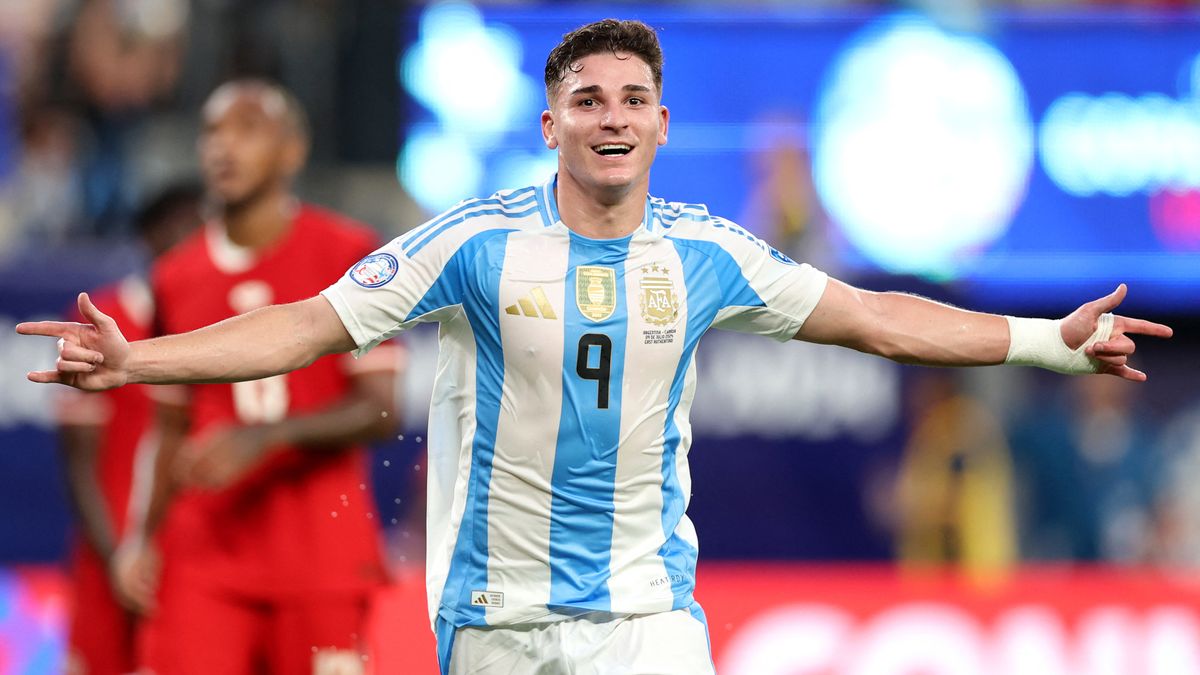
left=290, top=205, right=387, bottom=273
left=151, top=227, right=209, bottom=286
left=652, top=198, right=745, bottom=251
left=432, top=185, right=545, bottom=230
left=297, top=204, right=379, bottom=247
left=649, top=197, right=715, bottom=229
left=651, top=197, right=749, bottom=240
left=395, top=184, right=546, bottom=259
left=653, top=196, right=799, bottom=266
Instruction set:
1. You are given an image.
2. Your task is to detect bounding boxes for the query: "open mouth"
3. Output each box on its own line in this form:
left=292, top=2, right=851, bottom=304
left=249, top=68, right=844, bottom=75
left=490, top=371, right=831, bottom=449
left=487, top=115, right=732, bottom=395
left=592, top=144, right=632, bottom=157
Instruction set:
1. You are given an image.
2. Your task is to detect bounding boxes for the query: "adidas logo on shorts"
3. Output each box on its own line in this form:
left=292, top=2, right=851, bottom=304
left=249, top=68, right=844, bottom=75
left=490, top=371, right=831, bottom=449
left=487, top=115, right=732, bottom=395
left=470, top=590, right=505, bottom=607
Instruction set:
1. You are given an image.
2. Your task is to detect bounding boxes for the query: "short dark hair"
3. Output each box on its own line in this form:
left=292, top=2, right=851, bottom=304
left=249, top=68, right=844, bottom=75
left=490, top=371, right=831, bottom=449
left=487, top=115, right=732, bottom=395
left=134, top=182, right=202, bottom=238
left=205, top=78, right=311, bottom=142
left=544, top=19, right=663, bottom=103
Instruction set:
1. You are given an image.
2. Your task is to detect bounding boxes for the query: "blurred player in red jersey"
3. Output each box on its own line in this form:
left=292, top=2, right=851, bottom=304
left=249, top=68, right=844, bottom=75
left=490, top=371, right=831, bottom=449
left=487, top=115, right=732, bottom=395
left=113, top=79, right=402, bottom=674
left=57, top=184, right=202, bottom=675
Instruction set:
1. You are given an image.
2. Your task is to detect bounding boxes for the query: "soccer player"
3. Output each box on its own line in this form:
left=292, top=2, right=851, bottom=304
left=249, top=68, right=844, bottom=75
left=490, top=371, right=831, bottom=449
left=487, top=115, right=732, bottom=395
left=105, top=80, right=401, bottom=674
left=57, top=184, right=201, bottom=675
left=19, top=20, right=1173, bottom=675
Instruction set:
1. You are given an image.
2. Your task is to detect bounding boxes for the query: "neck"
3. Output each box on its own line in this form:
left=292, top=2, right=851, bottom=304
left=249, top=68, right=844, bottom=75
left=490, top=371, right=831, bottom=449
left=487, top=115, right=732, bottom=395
left=554, top=170, right=647, bottom=239
left=219, top=188, right=295, bottom=249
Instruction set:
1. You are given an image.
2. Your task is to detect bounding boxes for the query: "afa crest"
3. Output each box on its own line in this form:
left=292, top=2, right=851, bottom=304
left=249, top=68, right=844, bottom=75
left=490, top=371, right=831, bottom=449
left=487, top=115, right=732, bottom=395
left=576, top=266, right=616, bottom=322
left=638, top=264, right=679, bottom=327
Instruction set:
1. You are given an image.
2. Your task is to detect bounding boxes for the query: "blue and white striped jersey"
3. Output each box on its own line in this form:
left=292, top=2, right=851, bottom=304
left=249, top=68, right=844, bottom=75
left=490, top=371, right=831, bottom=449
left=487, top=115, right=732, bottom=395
left=321, top=176, right=828, bottom=632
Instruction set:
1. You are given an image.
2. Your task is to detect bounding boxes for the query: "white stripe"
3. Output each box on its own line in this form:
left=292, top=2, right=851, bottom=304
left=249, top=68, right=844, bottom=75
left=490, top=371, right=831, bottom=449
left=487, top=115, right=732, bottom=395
left=425, top=308, right=480, bottom=628
left=484, top=229, right=571, bottom=624
left=670, top=356, right=701, bottom=555
left=607, top=236, right=688, bottom=612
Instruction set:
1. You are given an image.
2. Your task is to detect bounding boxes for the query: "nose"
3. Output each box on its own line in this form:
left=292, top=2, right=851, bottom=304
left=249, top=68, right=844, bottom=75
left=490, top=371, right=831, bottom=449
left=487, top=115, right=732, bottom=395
left=600, top=106, right=628, bottom=132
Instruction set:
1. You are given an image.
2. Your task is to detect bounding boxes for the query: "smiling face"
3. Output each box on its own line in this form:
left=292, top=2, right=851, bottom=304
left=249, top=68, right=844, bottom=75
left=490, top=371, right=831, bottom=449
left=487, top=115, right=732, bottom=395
left=198, top=83, right=307, bottom=209
left=541, top=51, right=669, bottom=201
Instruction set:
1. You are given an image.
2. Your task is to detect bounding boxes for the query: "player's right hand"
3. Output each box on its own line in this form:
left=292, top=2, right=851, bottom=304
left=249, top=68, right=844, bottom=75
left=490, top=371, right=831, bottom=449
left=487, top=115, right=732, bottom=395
left=109, top=537, right=161, bottom=616
left=16, top=292, right=131, bottom=391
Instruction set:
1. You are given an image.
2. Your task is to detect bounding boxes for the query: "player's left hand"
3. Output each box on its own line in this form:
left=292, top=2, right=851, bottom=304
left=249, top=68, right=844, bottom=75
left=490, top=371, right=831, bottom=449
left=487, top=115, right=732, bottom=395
left=1059, top=284, right=1173, bottom=381
left=173, top=425, right=271, bottom=490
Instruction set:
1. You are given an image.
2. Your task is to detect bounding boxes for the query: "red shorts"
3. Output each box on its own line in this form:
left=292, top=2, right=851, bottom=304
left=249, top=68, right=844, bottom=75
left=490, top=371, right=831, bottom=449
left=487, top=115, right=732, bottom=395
left=138, top=582, right=370, bottom=675
left=67, top=546, right=137, bottom=675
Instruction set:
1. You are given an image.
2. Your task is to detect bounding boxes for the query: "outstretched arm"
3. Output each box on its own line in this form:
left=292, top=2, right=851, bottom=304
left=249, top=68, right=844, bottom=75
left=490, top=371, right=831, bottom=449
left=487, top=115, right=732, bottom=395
left=794, top=280, right=1172, bottom=381
left=16, top=293, right=356, bottom=390
left=175, top=353, right=402, bottom=490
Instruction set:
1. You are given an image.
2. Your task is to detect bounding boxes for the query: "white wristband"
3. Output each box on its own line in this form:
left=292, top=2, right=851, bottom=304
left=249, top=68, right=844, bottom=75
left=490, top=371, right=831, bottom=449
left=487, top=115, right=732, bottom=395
left=1004, top=314, right=1115, bottom=374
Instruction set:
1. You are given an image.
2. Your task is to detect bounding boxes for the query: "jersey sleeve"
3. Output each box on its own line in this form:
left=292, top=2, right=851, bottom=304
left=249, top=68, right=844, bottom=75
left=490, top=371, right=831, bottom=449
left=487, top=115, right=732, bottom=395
left=681, top=214, right=828, bottom=341
left=320, top=207, right=497, bottom=357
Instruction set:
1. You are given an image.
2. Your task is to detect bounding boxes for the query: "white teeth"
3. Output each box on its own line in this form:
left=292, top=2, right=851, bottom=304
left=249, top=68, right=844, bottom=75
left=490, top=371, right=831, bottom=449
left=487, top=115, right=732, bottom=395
left=593, top=144, right=632, bottom=154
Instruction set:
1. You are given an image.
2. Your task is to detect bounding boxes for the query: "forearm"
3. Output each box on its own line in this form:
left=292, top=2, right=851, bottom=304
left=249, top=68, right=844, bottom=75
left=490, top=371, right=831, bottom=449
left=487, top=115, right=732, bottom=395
left=857, top=291, right=1009, bottom=366
left=128, top=297, right=353, bottom=385
left=59, top=427, right=118, bottom=560
left=127, top=404, right=188, bottom=541
left=254, top=392, right=398, bottom=452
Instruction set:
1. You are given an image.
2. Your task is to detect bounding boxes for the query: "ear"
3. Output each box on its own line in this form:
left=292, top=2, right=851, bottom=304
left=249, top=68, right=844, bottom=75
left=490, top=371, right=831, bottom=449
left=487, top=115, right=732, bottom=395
left=281, top=136, right=309, bottom=178
left=541, top=109, right=558, bottom=150
left=657, top=105, right=670, bottom=146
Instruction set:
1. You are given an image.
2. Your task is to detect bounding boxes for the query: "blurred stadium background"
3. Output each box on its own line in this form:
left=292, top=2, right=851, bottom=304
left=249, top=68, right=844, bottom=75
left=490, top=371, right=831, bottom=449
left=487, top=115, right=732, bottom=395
left=2, top=0, right=1200, bottom=673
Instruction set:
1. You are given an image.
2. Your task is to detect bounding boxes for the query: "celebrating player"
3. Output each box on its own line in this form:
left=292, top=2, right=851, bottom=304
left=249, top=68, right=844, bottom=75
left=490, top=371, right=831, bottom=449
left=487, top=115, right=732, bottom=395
left=19, top=21, right=1171, bottom=675
left=101, top=80, right=401, bottom=674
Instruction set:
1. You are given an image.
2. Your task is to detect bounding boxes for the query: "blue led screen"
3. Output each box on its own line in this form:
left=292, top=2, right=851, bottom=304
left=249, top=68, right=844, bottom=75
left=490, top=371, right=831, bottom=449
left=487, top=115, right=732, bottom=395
left=399, top=4, right=1200, bottom=312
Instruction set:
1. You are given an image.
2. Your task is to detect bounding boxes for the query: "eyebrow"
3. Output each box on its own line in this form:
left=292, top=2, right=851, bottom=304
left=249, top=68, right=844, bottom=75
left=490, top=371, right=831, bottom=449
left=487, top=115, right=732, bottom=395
left=568, top=84, right=653, bottom=97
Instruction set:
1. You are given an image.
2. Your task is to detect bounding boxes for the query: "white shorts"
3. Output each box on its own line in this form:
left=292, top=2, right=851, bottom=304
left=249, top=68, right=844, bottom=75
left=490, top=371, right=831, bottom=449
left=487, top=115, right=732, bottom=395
left=445, top=609, right=714, bottom=675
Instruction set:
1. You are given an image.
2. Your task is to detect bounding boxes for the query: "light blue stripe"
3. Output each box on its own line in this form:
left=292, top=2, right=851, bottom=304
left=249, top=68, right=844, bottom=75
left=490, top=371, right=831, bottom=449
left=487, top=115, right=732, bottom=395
left=406, top=230, right=515, bottom=320
left=547, top=233, right=631, bottom=611
left=436, top=232, right=511, bottom=628
left=434, top=617, right=456, bottom=675
left=667, top=238, right=767, bottom=310
left=687, top=601, right=715, bottom=669
left=407, top=204, right=539, bottom=258
left=534, top=179, right=553, bottom=228
left=537, top=177, right=554, bottom=227
left=655, top=239, right=766, bottom=608
left=401, top=187, right=537, bottom=253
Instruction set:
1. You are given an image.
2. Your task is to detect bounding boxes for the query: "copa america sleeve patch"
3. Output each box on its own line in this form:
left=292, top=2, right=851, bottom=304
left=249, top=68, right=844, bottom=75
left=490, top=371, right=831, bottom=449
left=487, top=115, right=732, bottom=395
left=349, top=252, right=399, bottom=288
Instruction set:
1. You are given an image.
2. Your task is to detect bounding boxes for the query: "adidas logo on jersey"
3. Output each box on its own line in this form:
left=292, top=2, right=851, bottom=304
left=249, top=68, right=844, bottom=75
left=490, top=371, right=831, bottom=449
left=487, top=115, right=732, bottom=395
left=505, top=287, right=557, bottom=319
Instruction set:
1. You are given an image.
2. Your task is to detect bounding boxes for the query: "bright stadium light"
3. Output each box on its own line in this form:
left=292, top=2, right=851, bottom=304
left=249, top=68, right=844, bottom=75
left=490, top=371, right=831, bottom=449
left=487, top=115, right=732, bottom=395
left=812, top=14, right=1034, bottom=278
left=401, top=0, right=535, bottom=140
left=398, top=1, right=544, bottom=211
left=399, top=128, right=483, bottom=213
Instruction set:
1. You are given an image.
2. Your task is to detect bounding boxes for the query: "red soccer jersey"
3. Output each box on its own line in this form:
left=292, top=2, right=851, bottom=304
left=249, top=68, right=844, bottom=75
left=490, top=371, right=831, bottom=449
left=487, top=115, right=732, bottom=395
left=151, top=204, right=388, bottom=598
left=60, top=276, right=157, bottom=536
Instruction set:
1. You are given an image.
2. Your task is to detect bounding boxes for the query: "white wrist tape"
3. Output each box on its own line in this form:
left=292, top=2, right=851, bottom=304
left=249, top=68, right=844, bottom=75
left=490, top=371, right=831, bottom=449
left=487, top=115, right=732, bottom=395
left=1004, top=313, right=1115, bottom=374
